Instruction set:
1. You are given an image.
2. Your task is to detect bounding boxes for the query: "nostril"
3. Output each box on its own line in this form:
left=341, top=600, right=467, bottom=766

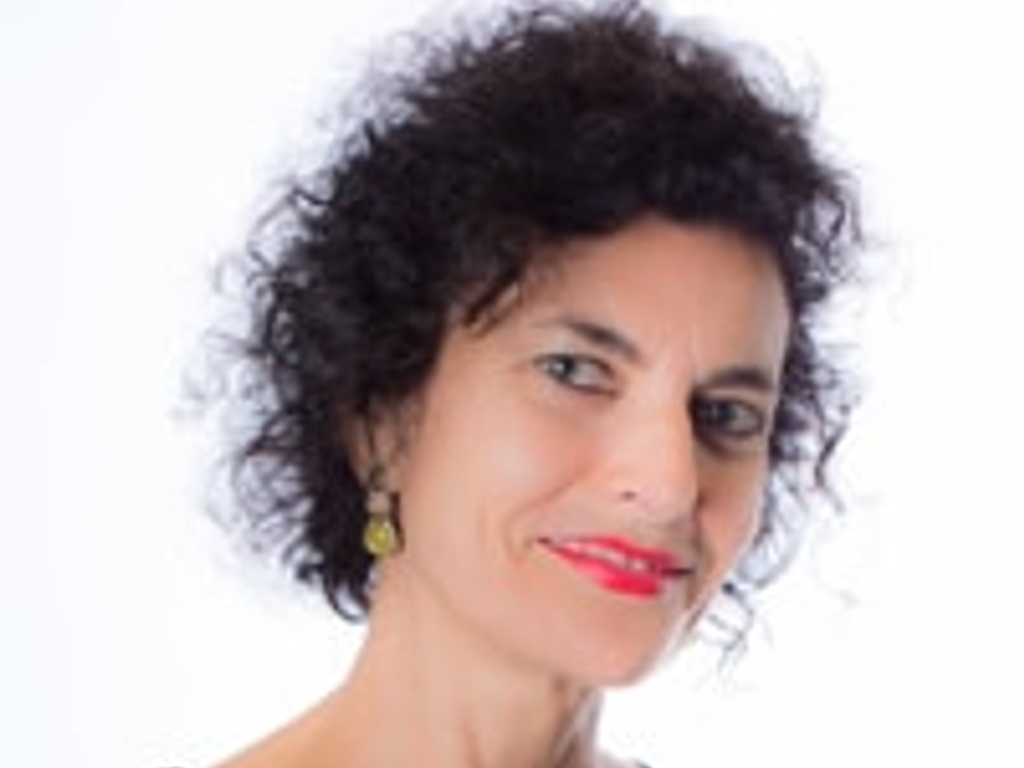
left=608, top=420, right=701, bottom=521
left=616, top=483, right=697, bottom=523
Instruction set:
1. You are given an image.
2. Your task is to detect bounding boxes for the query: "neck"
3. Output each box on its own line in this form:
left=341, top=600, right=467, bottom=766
left=313, top=563, right=607, bottom=768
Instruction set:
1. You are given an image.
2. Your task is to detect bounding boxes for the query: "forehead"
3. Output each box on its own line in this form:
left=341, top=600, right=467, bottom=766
left=504, top=217, right=790, bottom=366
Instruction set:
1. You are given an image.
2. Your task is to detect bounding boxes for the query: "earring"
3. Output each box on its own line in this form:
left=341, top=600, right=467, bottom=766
left=362, top=465, right=401, bottom=557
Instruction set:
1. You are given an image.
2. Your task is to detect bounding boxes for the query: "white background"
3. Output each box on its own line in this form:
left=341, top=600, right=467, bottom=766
left=3, top=1, right=1024, bottom=766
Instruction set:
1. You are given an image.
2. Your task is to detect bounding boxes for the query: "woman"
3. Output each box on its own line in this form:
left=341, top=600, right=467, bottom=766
left=208, top=1, right=860, bottom=765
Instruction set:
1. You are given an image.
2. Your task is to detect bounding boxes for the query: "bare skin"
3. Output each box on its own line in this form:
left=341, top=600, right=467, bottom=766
left=213, top=218, right=788, bottom=768
left=215, top=577, right=626, bottom=768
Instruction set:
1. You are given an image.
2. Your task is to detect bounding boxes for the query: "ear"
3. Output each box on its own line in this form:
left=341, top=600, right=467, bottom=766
left=342, top=399, right=419, bottom=488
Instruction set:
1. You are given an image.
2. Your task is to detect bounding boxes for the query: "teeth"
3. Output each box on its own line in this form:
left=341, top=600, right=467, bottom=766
left=557, top=539, right=660, bottom=574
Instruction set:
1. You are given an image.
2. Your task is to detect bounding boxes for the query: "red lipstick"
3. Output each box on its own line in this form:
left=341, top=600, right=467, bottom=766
left=540, top=536, right=688, bottom=598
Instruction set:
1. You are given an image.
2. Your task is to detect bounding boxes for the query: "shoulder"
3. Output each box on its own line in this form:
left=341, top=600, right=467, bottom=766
left=602, top=754, right=652, bottom=768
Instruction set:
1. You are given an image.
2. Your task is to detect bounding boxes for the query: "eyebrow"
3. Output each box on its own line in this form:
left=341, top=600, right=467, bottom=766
left=544, top=315, right=644, bottom=364
left=541, top=314, right=779, bottom=393
left=699, top=365, right=779, bottom=394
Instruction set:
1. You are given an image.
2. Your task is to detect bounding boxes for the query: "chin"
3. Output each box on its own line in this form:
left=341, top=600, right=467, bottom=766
left=563, top=626, right=689, bottom=689
left=575, top=655, right=662, bottom=689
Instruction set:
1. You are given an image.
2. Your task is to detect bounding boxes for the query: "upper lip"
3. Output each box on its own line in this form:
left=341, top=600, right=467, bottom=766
left=539, top=535, right=692, bottom=577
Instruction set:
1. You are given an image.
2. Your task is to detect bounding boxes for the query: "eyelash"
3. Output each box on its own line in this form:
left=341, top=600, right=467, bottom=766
left=536, top=353, right=771, bottom=451
left=690, top=396, right=769, bottom=451
left=535, top=352, right=616, bottom=394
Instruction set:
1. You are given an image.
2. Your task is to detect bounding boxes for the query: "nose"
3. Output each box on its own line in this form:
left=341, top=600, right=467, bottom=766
left=606, top=410, right=701, bottom=525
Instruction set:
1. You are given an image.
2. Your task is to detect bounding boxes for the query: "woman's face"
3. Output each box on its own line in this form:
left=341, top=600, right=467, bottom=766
left=378, top=216, right=790, bottom=685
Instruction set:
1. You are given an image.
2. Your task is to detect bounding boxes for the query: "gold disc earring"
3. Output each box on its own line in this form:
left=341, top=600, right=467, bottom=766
left=362, top=465, right=401, bottom=557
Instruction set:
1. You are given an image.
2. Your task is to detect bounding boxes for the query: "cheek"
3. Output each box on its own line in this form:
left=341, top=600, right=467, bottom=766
left=701, top=464, right=768, bottom=573
left=467, top=403, right=594, bottom=543
left=400, top=375, right=591, bottom=544
left=490, top=415, right=586, bottom=504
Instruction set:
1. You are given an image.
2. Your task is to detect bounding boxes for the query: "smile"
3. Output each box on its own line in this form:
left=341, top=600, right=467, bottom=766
left=539, top=535, right=691, bottom=598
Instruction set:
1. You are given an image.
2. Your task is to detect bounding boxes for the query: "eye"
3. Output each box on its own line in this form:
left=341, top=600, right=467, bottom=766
left=535, top=353, right=615, bottom=394
left=690, top=395, right=769, bottom=450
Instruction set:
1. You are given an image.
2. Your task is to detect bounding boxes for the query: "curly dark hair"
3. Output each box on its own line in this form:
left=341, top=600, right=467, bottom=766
left=213, top=0, right=861, bottom=638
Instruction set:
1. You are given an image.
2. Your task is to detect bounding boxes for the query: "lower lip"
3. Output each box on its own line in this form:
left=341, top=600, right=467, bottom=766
left=542, top=543, right=673, bottom=598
